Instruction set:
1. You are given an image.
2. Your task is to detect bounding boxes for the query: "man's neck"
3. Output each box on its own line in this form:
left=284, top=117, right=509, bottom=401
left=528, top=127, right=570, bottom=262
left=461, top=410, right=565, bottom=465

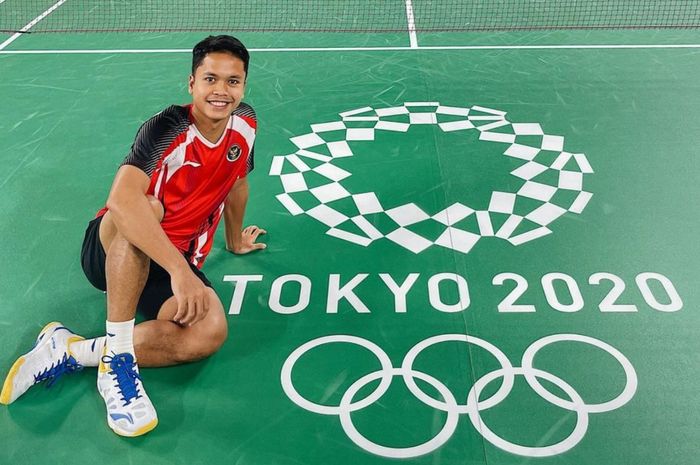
left=191, top=108, right=228, bottom=143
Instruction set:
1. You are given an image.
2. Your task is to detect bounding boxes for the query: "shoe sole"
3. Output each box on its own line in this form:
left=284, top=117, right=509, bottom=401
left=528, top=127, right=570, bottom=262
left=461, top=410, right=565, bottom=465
left=108, top=417, right=159, bottom=437
left=0, top=321, right=61, bottom=405
left=0, top=357, right=26, bottom=405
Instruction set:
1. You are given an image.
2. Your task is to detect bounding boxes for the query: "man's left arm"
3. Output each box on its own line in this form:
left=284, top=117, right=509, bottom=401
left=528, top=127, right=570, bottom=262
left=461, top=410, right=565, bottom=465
left=224, top=176, right=267, bottom=254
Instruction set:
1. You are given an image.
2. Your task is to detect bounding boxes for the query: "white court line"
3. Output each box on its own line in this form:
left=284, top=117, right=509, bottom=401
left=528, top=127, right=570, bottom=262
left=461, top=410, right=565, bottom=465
left=0, top=0, right=67, bottom=51
left=421, top=44, right=700, bottom=50
left=404, top=0, right=418, bottom=49
left=2, top=44, right=700, bottom=54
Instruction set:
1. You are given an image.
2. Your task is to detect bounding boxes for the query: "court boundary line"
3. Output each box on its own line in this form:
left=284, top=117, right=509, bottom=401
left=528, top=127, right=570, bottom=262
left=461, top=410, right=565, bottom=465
left=404, top=0, right=418, bottom=48
left=0, top=0, right=67, bottom=51
left=2, top=44, right=700, bottom=54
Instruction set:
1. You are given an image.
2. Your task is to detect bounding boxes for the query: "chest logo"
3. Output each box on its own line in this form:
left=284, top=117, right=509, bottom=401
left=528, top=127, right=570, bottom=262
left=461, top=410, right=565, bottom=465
left=227, top=144, right=242, bottom=162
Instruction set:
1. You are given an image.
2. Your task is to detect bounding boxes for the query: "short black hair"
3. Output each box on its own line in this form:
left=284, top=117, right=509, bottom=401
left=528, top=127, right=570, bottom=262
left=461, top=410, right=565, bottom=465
left=192, top=35, right=250, bottom=76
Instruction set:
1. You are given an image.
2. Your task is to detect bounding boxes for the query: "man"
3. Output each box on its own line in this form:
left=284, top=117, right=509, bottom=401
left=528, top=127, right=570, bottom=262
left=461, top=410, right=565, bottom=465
left=0, top=35, right=265, bottom=437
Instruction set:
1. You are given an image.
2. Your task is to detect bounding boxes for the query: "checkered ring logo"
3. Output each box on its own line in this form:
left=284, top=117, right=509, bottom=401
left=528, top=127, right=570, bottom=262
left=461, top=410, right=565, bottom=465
left=269, top=103, right=594, bottom=254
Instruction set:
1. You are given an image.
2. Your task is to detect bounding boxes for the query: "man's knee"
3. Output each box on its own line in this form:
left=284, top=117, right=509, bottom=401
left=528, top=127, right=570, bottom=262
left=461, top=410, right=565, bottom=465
left=198, top=318, right=228, bottom=356
left=175, top=308, right=228, bottom=363
left=146, top=195, right=164, bottom=222
left=100, top=195, right=164, bottom=252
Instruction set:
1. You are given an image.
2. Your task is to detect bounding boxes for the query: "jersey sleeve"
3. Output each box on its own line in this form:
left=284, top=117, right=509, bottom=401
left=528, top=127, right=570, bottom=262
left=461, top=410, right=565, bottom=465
left=121, top=105, right=190, bottom=177
left=246, top=146, right=255, bottom=175
left=232, top=102, right=257, bottom=176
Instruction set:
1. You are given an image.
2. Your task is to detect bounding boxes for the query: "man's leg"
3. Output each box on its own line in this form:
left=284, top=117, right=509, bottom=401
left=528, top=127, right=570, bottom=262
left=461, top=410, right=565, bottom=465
left=72, top=288, right=228, bottom=367
left=1, top=195, right=227, bottom=408
left=98, top=194, right=163, bottom=325
left=104, top=222, right=150, bottom=323
left=73, top=194, right=227, bottom=367
left=0, top=323, right=84, bottom=405
left=70, top=290, right=228, bottom=367
left=133, top=288, right=228, bottom=367
left=98, top=195, right=163, bottom=315
left=95, top=197, right=162, bottom=437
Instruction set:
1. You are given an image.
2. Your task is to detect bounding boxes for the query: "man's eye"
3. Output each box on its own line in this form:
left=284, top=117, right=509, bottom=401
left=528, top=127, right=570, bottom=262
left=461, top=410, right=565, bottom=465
left=229, top=80, right=239, bottom=85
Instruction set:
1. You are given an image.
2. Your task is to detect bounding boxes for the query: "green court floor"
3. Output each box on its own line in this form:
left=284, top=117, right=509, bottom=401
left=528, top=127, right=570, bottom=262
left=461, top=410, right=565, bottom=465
left=1, top=19, right=699, bottom=465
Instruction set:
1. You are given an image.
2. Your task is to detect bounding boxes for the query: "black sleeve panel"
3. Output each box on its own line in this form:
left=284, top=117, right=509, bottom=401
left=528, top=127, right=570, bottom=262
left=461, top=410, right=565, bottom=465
left=121, top=105, right=191, bottom=177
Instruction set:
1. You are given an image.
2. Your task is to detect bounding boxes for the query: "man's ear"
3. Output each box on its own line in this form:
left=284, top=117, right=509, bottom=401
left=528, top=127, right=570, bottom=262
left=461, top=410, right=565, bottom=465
left=188, top=74, right=194, bottom=94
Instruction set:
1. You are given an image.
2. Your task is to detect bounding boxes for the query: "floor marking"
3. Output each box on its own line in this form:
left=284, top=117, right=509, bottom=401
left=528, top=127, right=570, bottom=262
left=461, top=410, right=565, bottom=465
left=0, top=0, right=67, bottom=51
left=405, top=0, right=418, bottom=49
left=2, top=44, right=700, bottom=55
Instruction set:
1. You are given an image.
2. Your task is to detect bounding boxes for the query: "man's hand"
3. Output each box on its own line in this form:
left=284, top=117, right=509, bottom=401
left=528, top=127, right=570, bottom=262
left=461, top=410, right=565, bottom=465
left=228, top=225, right=267, bottom=254
left=171, top=268, right=210, bottom=326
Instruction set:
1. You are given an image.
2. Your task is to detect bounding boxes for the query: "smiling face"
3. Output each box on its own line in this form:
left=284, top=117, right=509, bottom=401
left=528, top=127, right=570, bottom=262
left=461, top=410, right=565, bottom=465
left=188, top=51, right=246, bottom=125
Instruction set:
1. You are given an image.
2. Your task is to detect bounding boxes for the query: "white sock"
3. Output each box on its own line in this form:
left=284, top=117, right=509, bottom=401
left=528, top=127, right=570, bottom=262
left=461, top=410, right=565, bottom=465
left=105, top=319, right=136, bottom=357
left=69, top=337, right=106, bottom=367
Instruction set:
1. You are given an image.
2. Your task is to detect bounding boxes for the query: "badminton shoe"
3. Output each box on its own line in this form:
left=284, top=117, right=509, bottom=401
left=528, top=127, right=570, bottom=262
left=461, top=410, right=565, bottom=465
left=97, top=351, right=158, bottom=437
left=0, top=322, right=84, bottom=405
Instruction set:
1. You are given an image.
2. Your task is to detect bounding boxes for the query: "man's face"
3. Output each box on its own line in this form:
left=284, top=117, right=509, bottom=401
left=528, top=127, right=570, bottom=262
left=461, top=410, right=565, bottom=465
left=189, top=51, right=246, bottom=123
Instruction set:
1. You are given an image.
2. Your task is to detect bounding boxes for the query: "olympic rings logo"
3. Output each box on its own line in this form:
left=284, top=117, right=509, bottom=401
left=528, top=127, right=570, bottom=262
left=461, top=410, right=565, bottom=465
left=280, top=334, right=637, bottom=459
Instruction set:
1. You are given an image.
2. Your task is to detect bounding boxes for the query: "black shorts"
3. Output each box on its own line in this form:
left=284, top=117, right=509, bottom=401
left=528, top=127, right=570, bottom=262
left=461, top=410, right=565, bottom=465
left=80, top=215, right=213, bottom=320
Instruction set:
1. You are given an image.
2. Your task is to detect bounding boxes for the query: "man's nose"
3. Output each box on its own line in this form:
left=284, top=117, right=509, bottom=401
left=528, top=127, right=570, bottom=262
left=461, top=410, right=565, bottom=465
left=213, top=80, right=227, bottom=93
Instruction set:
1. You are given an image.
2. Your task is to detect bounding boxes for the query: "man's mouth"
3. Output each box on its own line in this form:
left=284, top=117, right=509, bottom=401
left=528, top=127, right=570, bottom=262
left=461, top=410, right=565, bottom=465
left=207, top=100, right=232, bottom=108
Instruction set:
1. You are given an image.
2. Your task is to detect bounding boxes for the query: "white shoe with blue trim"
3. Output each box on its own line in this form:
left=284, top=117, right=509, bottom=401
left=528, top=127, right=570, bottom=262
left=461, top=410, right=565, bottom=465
left=97, top=351, right=158, bottom=437
left=0, top=321, right=84, bottom=405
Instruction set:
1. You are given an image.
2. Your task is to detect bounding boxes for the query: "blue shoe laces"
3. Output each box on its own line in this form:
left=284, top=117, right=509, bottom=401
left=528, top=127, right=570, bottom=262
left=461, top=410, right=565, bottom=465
left=102, top=353, right=142, bottom=406
left=33, top=353, right=83, bottom=388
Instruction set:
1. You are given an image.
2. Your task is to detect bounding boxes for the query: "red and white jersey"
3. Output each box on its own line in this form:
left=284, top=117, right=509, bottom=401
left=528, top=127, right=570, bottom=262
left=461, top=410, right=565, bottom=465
left=97, top=103, right=257, bottom=268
